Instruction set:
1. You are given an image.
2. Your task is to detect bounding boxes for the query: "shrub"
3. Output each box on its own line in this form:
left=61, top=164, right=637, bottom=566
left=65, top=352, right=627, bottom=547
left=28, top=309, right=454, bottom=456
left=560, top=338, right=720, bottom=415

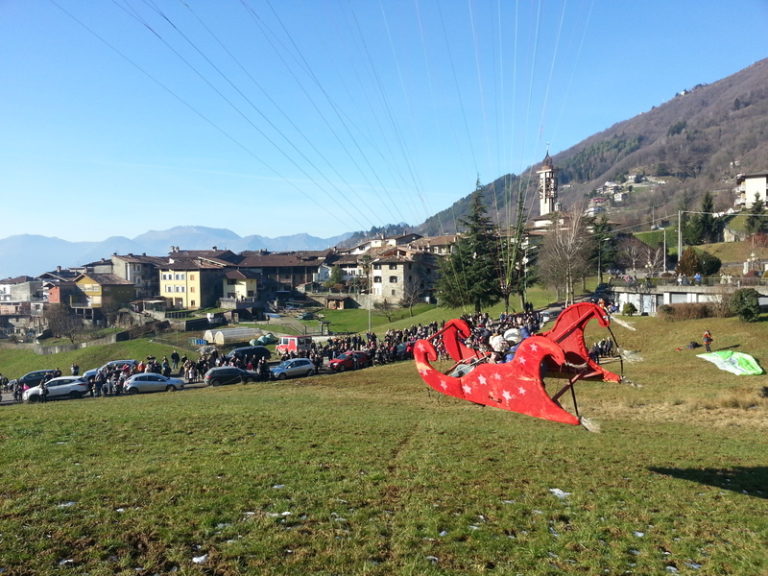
left=622, top=302, right=638, bottom=316
left=657, top=303, right=712, bottom=320
left=698, top=251, right=722, bottom=276
left=730, top=288, right=761, bottom=322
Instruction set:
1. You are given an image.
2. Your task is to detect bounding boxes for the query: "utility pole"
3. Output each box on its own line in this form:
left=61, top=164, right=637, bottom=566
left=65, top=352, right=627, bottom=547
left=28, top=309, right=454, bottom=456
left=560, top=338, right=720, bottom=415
left=677, top=210, right=683, bottom=264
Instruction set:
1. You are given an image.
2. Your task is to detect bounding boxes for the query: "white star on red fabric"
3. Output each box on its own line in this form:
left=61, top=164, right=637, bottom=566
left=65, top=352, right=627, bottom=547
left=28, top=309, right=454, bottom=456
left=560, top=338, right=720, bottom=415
left=462, top=384, right=472, bottom=395
left=440, top=379, right=449, bottom=390
left=517, top=386, right=527, bottom=395
left=478, top=375, right=488, bottom=386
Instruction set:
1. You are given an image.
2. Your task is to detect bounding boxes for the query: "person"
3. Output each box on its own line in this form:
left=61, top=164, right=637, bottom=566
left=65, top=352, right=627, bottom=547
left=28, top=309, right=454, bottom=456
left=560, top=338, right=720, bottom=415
left=703, top=330, right=713, bottom=353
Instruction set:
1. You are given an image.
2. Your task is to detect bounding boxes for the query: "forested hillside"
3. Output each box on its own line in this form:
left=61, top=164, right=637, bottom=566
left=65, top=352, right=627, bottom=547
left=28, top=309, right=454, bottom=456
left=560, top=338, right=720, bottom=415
left=420, top=57, right=768, bottom=235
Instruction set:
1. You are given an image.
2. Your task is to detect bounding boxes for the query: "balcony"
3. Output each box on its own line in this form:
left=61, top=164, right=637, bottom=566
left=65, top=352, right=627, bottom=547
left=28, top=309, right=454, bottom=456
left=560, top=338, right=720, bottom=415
left=220, top=296, right=260, bottom=310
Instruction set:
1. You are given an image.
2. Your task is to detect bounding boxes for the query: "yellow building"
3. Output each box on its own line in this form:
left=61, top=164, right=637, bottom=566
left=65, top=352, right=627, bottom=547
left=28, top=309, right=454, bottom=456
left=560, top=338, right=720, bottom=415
left=158, top=257, right=228, bottom=310
left=71, top=273, right=135, bottom=320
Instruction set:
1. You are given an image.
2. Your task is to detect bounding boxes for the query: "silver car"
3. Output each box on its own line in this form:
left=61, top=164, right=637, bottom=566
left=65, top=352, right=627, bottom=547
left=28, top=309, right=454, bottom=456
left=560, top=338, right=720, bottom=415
left=123, top=373, right=185, bottom=394
left=23, top=376, right=90, bottom=402
left=270, top=358, right=316, bottom=380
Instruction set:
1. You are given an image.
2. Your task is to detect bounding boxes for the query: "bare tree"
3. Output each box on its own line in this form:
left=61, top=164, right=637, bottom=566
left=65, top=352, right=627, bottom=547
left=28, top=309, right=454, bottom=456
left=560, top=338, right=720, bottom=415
left=399, top=283, right=422, bottom=317
left=620, top=242, right=643, bottom=273
left=43, top=303, right=83, bottom=344
left=374, top=299, right=395, bottom=322
left=537, top=208, right=593, bottom=306
left=644, top=246, right=665, bottom=277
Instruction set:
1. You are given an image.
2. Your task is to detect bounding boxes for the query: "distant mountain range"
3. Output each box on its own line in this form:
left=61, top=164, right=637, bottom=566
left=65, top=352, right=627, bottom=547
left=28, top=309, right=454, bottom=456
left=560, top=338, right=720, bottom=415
left=0, top=226, right=352, bottom=279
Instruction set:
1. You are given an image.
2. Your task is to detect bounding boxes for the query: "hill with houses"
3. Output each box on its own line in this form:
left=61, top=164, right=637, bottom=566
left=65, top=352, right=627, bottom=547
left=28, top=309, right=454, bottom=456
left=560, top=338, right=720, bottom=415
left=421, top=57, right=768, bottom=235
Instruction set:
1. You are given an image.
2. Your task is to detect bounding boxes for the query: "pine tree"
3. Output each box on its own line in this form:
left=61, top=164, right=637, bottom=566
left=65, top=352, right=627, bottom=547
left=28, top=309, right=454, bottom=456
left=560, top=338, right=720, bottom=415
left=437, top=187, right=500, bottom=312
left=746, top=194, right=766, bottom=235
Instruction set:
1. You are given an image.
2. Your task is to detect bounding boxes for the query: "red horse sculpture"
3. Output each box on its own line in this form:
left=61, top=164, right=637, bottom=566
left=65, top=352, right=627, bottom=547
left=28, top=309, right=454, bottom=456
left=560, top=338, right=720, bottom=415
left=413, top=302, right=622, bottom=427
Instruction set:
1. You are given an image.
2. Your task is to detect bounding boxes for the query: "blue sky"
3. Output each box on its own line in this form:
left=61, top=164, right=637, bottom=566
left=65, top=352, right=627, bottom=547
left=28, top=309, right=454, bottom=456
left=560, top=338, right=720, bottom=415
left=2, top=0, right=767, bottom=242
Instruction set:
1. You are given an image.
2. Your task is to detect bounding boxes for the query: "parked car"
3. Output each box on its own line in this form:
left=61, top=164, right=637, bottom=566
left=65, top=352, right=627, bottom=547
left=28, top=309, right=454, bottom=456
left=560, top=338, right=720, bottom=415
left=328, top=350, right=372, bottom=371
left=223, top=346, right=271, bottom=363
left=270, top=358, right=316, bottom=380
left=23, top=376, right=89, bottom=402
left=203, top=366, right=260, bottom=387
left=123, top=373, right=185, bottom=394
left=15, top=369, right=57, bottom=389
left=83, top=360, right=139, bottom=383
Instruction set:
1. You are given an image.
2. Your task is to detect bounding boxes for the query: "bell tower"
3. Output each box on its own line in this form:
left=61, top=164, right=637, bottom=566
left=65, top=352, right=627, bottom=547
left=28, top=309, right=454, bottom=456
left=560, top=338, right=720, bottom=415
left=537, top=151, right=558, bottom=216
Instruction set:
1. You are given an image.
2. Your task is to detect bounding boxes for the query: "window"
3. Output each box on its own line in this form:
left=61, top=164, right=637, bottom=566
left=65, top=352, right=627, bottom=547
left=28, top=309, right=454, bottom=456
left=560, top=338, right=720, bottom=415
left=391, top=289, right=396, bottom=296
left=190, top=286, right=195, bottom=293
left=175, top=273, right=185, bottom=281
left=190, top=274, right=195, bottom=280
left=373, top=276, right=382, bottom=283
left=373, top=264, right=381, bottom=270
left=389, top=276, right=398, bottom=283
left=165, top=286, right=172, bottom=293
left=389, top=264, right=397, bottom=270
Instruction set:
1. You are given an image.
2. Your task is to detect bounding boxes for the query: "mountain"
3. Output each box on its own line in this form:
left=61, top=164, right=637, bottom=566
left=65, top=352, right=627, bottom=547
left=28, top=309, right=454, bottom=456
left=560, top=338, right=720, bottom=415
left=421, top=58, right=768, bottom=234
left=0, top=227, right=352, bottom=279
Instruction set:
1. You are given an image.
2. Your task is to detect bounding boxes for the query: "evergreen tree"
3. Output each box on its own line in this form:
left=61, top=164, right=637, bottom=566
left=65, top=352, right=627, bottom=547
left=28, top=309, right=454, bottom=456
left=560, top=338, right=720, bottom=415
left=677, top=247, right=702, bottom=276
left=699, top=192, right=723, bottom=243
left=731, top=288, right=761, bottom=322
left=436, top=187, right=500, bottom=312
left=591, top=215, right=615, bottom=283
left=746, top=194, right=766, bottom=235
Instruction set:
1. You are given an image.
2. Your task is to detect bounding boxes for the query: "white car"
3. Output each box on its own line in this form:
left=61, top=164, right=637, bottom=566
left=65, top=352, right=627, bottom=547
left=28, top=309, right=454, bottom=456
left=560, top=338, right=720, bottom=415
left=23, top=376, right=90, bottom=403
left=123, top=373, right=185, bottom=394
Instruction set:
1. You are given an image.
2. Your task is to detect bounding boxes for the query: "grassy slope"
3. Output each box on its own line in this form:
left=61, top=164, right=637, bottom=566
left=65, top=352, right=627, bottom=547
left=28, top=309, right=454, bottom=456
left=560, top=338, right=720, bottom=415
left=0, top=364, right=766, bottom=575
left=0, top=306, right=767, bottom=575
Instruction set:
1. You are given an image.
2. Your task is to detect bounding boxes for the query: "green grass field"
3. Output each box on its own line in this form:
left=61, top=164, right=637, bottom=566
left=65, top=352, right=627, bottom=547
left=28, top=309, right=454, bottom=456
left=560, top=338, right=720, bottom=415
left=1, top=309, right=767, bottom=575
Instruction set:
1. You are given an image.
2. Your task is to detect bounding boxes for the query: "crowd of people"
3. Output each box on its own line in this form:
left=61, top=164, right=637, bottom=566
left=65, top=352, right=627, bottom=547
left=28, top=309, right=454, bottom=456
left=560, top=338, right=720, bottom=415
left=2, top=304, right=584, bottom=402
left=181, top=349, right=271, bottom=382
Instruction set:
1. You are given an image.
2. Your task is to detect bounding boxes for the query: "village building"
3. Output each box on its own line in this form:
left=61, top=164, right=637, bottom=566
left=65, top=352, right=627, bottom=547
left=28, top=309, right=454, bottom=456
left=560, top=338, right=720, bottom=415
left=70, top=273, right=135, bottom=321
left=735, top=171, right=768, bottom=208
left=111, top=253, right=169, bottom=300
left=220, top=269, right=260, bottom=310
left=237, top=250, right=331, bottom=293
left=158, top=257, right=228, bottom=310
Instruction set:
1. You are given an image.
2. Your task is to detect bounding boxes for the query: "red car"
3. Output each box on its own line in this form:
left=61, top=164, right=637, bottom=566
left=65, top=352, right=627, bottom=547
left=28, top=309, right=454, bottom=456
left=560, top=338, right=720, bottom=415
left=328, top=350, right=372, bottom=371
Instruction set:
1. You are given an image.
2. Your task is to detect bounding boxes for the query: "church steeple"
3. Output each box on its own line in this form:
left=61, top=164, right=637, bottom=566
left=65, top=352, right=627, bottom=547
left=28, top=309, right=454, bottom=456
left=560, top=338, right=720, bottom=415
left=537, top=150, right=558, bottom=216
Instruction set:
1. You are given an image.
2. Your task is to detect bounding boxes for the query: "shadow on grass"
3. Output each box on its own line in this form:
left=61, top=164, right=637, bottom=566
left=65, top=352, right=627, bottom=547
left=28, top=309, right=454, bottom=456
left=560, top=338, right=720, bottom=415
left=649, top=466, right=768, bottom=499
left=714, top=344, right=740, bottom=351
